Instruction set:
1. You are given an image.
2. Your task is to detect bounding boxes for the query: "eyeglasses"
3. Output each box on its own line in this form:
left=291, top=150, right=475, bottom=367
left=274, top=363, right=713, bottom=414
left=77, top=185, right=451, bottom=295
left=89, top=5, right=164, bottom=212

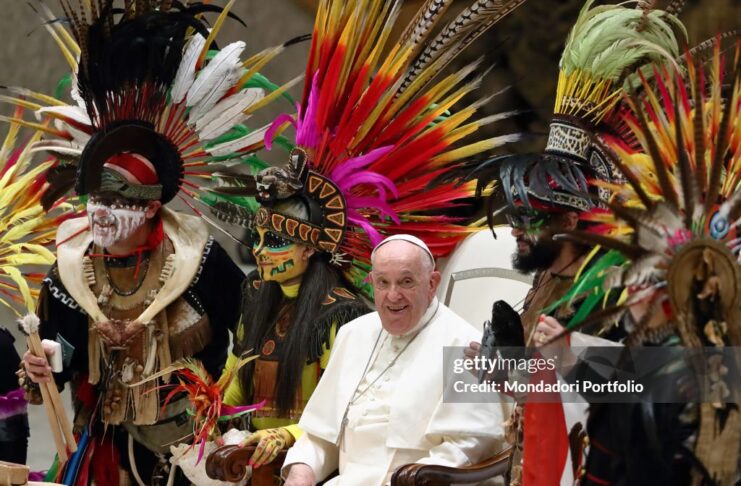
left=251, top=229, right=293, bottom=249
left=505, top=210, right=550, bottom=230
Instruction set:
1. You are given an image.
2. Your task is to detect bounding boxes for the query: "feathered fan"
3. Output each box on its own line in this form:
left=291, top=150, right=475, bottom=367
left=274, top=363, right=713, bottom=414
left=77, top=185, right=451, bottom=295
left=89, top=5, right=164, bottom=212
left=0, top=109, right=73, bottom=316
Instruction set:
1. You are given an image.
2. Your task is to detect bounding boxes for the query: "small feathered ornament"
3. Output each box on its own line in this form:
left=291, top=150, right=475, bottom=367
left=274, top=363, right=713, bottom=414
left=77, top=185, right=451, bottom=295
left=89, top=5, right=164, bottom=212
left=148, top=356, right=264, bottom=464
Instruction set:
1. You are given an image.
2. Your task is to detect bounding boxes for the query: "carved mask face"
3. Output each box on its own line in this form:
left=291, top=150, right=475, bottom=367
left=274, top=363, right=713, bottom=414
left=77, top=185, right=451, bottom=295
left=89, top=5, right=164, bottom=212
left=87, top=195, right=149, bottom=249
left=252, top=227, right=311, bottom=284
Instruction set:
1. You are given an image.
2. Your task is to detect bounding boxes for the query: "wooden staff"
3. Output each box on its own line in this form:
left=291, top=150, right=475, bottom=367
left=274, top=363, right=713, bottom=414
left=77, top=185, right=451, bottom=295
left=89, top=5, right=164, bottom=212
left=19, top=314, right=77, bottom=463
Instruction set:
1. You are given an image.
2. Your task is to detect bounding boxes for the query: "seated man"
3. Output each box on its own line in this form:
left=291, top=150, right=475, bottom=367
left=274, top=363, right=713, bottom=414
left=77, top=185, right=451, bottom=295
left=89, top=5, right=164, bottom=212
left=282, top=235, right=504, bottom=485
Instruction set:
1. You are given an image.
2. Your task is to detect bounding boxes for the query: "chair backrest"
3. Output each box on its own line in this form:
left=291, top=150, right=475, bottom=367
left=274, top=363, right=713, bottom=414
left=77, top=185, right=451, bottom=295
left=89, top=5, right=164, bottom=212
left=437, top=229, right=532, bottom=332
left=434, top=230, right=524, bottom=484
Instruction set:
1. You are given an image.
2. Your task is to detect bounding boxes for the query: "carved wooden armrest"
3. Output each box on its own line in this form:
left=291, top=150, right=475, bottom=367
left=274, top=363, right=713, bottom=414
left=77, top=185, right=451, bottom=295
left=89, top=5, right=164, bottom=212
left=390, top=446, right=512, bottom=486
left=206, top=444, right=288, bottom=483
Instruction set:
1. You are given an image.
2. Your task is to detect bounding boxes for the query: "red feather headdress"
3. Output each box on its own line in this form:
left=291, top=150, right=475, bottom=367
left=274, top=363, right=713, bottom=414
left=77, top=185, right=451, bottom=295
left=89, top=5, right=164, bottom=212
left=224, top=0, right=526, bottom=296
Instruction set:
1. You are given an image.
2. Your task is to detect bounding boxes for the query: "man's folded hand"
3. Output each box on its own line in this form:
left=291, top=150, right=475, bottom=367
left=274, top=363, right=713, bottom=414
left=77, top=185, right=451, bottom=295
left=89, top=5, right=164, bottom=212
left=284, top=463, right=316, bottom=486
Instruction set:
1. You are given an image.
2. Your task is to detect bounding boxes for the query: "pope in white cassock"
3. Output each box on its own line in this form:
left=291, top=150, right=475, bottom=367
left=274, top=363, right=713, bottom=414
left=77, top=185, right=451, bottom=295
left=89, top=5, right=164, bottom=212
left=283, top=234, right=505, bottom=485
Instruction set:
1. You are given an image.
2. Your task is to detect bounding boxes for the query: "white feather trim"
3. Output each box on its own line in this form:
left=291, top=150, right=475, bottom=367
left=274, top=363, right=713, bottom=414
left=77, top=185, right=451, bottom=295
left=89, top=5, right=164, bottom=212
left=194, top=88, right=263, bottom=141
left=187, top=41, right=246, bottom=122
left=30, top=140, right=83, bottom=157
left=49, top=118, right=90, bottom=147
left=206, top=125, right=269, bottom=157
left=18, top=313, right=40, bottom=335
left=64, top=123, right=92, bottom=147
left=36, top=105, right=91, bottom=127
left=70, top=69, right=86, bottom=109
left=171, top=33, right=208, bottom=104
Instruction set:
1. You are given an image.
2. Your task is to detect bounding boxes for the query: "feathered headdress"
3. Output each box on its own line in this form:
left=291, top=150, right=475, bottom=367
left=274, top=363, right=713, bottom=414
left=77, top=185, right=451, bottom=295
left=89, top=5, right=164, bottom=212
left=475, top=0, right=686, bottom=222
left=550, top=37, right=741, bottom=346
left=551, top=38, right=741, bottom=483
left=2, top=0, right=302, bottom=218
left=210, top=0, right=526, bottom=296
left=0, top=111, right=72, bottom=315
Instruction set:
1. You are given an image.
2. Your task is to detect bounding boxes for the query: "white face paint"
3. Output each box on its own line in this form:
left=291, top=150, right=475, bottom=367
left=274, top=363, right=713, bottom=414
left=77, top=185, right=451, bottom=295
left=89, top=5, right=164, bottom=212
left=87, top=201, right=147, bottom=249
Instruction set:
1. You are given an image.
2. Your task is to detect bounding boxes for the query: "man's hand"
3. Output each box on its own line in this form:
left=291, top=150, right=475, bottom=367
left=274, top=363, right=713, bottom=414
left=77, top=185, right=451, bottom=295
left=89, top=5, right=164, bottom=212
left=284, top=463, right=316, bottom=486
left=22, top=341, right=56, bottom=383
left=240, top=427, right=295, bottom=468
left=463, top=341, right=480, bottom=379
left=534, top=315, right=570, bottom=360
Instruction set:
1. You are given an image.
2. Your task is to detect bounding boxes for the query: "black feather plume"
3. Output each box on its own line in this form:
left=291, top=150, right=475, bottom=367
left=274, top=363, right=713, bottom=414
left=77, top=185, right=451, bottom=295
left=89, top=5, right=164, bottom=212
left=41, top=164, right=77, bottom=210
left=60, top=1, right=235, bottom=129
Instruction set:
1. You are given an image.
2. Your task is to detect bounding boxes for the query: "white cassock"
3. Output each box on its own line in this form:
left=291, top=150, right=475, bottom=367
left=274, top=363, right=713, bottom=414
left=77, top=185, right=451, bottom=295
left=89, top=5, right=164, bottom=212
left=283, top=298, right=506, bottom=485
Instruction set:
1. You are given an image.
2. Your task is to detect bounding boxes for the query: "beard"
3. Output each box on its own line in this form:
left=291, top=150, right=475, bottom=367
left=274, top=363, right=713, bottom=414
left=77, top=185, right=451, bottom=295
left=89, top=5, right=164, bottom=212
left=512, top=233, right=562, bottom=273
left=87, top=202, right=147, bottom=249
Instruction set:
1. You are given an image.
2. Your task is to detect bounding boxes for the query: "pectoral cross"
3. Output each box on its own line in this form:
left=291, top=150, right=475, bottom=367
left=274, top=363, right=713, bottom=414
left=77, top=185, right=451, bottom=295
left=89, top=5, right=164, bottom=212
left=338, top=413, right=350, bottom=452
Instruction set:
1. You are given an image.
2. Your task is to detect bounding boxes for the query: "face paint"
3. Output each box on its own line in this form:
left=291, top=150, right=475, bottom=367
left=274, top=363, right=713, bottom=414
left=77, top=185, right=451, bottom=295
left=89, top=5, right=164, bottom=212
left=506, top=210, right=550, bottom=232
left=507, top=209, right=561, bottom=273
left=252, top=227, right=311, bottom=284
left=87, top=199, right=147, bottom=249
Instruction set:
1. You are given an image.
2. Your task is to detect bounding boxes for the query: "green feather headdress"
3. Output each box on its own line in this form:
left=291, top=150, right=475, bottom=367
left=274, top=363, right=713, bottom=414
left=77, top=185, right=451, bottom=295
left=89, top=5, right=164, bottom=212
left=555, top=0, right=686, bottom=124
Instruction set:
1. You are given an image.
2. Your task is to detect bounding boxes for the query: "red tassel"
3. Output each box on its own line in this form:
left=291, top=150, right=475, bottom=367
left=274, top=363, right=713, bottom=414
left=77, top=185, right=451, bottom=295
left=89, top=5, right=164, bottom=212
left=90, top=437, right=120, bottom=486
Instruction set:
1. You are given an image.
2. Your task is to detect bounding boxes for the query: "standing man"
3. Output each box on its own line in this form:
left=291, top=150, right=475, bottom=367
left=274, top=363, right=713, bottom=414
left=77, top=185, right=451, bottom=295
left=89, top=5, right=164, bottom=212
left=21, top=153, right=245, bottom=484
left=540, top=41, right=741, bottom=484
left=282, top=235, right=505, bottom=486
left=468, top=2, right=686, bottom=484
left=9, top=1, right=296, bottom=483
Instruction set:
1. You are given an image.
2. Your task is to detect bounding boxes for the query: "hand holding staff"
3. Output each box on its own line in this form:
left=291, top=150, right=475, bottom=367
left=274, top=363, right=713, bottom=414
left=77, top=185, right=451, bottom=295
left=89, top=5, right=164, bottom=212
left=19, top=313, right=77, bottom=463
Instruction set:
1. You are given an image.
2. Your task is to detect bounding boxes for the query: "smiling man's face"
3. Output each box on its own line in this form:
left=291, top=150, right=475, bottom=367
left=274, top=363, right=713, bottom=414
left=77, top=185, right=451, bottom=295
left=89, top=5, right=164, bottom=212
left=370, top=240, right=440, bottom=336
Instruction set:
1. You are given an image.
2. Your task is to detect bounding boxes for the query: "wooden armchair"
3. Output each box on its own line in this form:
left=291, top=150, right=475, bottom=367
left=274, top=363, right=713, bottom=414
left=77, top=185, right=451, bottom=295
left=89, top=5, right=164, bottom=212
left=206, top=445, right=286, bottom=486
left=206, top=443, right=512, bottom=486
left=206, top=445, right=337, bottom=486
left=391, top=447, right=512, bottom=486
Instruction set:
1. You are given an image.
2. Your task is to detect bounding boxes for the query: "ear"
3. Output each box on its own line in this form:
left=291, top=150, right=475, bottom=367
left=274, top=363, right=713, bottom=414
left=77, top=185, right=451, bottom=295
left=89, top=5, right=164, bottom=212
left=429, top=270, right=442, bottom=296
left=145, top=200, right=162, bottom=219
left=301, top=245, right=316, bottom=261
left=559, top=211, right=579, bottom=231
